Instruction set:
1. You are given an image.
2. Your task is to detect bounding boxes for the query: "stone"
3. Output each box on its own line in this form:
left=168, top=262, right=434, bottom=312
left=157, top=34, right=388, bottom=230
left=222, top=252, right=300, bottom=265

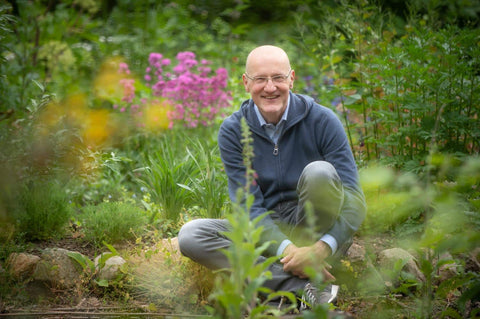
left=346, top=242, right=366, bottom=263
left=33, top=248, right=84, bottom=289
left=436, top=252, right=459, bottom=282
left=467, top=247, right=480, bottom=271
left=6, top=252, right=40, bottom=280
left=378, top=247, right=425, bottom=283
left=94, top=253, right=126, bottom=281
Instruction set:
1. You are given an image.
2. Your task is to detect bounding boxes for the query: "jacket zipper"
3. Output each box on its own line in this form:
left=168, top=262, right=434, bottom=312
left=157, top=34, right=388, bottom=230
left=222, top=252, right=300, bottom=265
left=273, top=144, right=279, bottom=155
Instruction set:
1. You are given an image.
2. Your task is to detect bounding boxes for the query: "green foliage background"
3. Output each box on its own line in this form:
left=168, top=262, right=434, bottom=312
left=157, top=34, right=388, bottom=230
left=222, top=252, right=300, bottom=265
left=0, top=0, right=479, bottom=317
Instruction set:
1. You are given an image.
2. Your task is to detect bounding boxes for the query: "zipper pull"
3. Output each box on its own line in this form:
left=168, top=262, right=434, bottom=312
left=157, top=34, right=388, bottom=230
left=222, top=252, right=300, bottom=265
left=273, top=144, right=279, bottom=155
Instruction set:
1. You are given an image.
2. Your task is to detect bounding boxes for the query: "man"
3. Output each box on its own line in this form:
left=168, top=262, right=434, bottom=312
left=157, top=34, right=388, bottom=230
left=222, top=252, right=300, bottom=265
left=178, top=45, right=366, bottom=309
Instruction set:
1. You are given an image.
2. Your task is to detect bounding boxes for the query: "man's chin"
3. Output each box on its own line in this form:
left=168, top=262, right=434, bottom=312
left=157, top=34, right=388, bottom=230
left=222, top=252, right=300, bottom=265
left=259, top=103, right=283, bottom=113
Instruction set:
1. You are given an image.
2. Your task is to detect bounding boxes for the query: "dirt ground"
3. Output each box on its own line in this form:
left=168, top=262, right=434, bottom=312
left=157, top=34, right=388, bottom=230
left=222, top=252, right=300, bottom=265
left=2, top=232, right=478, bottom=318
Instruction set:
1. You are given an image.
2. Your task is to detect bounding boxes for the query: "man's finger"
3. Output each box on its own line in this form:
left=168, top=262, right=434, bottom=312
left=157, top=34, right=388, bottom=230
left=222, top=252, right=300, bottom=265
left=280, top=254, right=292, bottom=264
left=322, top=268, right=336, bottom=282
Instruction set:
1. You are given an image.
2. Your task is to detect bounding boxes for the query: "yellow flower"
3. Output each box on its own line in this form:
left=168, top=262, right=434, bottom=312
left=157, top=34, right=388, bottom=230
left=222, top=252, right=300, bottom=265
left=142, top=100, right=173, bottom=132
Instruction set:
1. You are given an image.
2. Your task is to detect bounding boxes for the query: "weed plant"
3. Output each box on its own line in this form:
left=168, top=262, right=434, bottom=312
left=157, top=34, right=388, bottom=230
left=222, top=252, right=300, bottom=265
left=79, top=201, right=147, bottom=247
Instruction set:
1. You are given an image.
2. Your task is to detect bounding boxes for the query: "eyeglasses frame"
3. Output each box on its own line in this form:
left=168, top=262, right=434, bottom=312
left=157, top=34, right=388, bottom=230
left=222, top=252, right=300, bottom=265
left=244, top=68, right=293, bottom=85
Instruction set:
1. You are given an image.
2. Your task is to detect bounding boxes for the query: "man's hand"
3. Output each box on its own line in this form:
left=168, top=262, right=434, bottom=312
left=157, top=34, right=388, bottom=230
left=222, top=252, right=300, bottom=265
left=280, top=241, right=336, bottom=281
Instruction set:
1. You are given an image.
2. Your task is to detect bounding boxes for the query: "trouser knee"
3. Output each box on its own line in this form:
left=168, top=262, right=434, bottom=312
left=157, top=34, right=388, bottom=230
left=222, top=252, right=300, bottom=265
left=177, top=218, right=231, bottom=270
left=296, top=161, right=344, bottom=233
left=177, top=219, right=198, bottom=257
left=300, top=161, right=341, bottom=186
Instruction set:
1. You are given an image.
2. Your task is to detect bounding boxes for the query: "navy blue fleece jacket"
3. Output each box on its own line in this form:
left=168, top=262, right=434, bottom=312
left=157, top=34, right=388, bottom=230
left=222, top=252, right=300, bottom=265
left=218, top=92, right=366, bottom=256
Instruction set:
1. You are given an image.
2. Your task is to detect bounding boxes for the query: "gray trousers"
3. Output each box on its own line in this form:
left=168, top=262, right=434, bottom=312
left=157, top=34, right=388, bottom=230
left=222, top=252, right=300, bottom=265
left=178, top=161, right=345, bottom=293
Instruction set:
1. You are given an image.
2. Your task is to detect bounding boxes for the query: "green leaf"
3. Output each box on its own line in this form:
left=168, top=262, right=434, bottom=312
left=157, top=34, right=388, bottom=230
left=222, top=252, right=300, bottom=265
left=32, top=79, right=44, bottom=92
left=343, top=94, right=362, bottom=105
left=67, top=251, right=95, bottom=273
left=94, top=279, right=109, bottom=287
left=103, top=241, right=119, bottom=255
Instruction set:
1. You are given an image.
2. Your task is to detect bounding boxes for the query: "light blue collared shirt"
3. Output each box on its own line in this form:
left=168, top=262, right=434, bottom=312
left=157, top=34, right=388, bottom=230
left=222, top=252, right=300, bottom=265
left=253, top=98, right=338, bottom=256
left=253, top=100, right=289, bottom=144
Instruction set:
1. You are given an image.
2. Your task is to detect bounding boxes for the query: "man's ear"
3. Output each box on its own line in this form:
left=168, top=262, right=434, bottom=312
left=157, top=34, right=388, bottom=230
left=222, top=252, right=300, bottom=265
left=289, top=70, right=295, bottom=89
left=242, top=74, right=250, bottom=92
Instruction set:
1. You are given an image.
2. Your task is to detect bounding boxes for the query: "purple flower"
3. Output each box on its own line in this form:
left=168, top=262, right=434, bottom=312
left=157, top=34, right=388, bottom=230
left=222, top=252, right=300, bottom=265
left=149, top=53, right=163, bottom=66
left=117, top=51, right=233, bottom=128
left=119, top=62, right=130, bottom=74
left=331, top=96, right=345, bottom=107
left=183, top=59, right=198, bottom=68
left=176, top=51, right=196, bottom=61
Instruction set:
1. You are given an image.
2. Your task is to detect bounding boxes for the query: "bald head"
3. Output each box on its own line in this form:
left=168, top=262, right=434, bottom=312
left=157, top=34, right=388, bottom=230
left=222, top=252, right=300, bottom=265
left=245, top=45, right=291, bottom=75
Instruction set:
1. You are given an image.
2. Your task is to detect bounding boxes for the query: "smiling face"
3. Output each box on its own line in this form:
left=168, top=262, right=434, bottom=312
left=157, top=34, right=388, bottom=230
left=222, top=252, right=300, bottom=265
left=243, top=46, right=295, bottom=124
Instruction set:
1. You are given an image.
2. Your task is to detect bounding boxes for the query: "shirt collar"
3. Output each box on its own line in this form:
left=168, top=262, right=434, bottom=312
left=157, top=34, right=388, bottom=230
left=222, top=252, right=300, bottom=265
left=254, top=95, right=290, bottom=127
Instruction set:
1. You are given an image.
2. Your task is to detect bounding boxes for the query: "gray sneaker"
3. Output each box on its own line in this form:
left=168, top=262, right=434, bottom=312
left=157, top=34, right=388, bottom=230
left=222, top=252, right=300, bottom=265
left=299, top=283, right=339, bottom=310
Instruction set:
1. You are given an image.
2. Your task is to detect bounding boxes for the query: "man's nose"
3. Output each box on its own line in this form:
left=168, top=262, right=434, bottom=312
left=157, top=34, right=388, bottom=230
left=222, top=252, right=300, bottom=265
left=264, top=78, right=276, bottom=91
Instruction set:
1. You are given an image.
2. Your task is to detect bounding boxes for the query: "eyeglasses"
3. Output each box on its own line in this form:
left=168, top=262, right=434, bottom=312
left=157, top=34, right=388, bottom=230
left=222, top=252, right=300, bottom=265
left=245, top=69, right=292, bottom=86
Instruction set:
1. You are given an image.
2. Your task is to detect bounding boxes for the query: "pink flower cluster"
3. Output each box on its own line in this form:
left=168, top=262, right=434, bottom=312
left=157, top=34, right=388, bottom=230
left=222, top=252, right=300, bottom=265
left=115, top=52, right=232, bottom=129
left=145, top=51, right=231, bottom=128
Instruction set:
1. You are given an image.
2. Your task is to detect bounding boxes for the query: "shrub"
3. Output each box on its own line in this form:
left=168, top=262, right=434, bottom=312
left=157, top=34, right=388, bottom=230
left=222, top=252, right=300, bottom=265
left=80, top=201, right=147, bottom=247
left=10, top=179, right=72, bottom=241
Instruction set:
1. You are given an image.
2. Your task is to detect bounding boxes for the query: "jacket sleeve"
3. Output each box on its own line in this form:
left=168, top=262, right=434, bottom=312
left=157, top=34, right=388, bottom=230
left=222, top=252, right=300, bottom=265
left=218, top=116, right=289, bottom=256
left=317, top=108, right=367, bottom=251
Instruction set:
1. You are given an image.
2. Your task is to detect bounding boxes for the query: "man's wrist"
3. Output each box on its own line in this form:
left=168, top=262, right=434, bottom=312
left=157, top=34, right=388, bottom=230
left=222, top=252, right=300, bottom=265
left=319, top=234, right=338, bottom=255
left=277, top=239, right=293, bottom=256
left=313, top=240, right=332, bottom=259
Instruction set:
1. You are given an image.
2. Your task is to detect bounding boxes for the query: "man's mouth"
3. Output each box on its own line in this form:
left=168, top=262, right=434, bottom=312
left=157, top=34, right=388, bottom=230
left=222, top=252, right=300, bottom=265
left=264, top=95, right=278, bottom=100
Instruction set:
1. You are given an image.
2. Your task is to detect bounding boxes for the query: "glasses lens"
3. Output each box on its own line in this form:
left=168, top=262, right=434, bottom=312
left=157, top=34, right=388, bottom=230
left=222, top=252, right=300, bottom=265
left=254, top=77, right=267, bottom=85
left=272, top=75, right=286, bottom=83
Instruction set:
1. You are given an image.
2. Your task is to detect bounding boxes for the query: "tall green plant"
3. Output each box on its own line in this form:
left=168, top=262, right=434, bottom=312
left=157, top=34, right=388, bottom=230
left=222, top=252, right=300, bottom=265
left=362, top=23, right=480, bottom=171
left=207, top=118, right=297, bottom=318
left=179, top=139, right=229, bottom=219
left=137, top=138, right=195, bottom=223
left=295, top=2, right=480, bottom=172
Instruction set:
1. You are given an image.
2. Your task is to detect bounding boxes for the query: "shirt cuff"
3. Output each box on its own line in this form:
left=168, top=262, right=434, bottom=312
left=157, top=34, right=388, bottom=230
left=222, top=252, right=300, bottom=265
left=320, top=234, right=338, bottom=255
left=277, top=239, right=292, bottom=256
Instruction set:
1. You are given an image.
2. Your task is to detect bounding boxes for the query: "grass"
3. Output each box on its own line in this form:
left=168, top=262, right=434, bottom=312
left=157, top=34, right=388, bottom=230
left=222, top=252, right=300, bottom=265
left=79, top=201, right=148, bottom=247
left=9, top=179, right=72, bottom=241
left=128, top=237, right=215, bottom=313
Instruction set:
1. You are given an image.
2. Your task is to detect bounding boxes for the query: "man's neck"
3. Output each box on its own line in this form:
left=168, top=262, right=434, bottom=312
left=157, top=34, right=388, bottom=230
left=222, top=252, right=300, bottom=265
left=263, top=112, right=283, bottom=125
